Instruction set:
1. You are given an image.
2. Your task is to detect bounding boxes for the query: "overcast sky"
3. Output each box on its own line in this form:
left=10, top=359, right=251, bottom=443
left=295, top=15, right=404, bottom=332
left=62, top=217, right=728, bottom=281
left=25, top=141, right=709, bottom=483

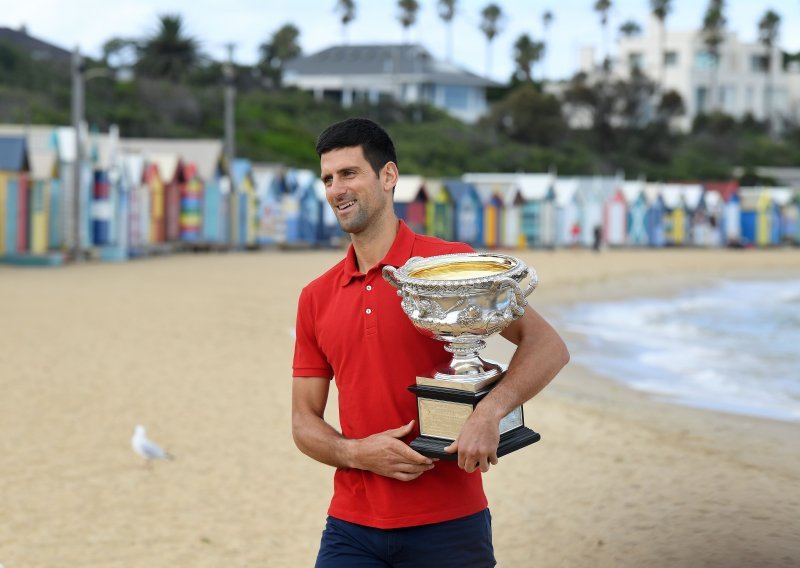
left=6, top=0, right=799, bottom=82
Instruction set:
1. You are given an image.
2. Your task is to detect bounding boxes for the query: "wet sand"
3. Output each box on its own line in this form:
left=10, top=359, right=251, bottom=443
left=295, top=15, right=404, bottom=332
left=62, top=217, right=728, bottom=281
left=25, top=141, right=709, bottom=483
left=0, top=247, right=798, bottom=567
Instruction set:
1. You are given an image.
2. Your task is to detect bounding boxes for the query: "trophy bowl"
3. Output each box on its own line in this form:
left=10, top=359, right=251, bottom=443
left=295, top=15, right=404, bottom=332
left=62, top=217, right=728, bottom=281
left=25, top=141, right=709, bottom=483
left=383, top=253, right=538, bottom=390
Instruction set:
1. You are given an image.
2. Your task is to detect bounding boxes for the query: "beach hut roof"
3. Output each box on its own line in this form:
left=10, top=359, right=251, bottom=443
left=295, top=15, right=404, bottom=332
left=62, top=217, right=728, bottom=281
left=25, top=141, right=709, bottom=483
left=425, top=179, right=447, bottom=200
left=621, top=180, right=645, bottom=203
left=553, top=177, right=579, bottom=206
left=122, top=153, right=145, bottom=185
left=0, top=124, right=58, bottom=178
left=443, top=179, right=478, bottom=201
left=395, top=175, right=427, bottom=203
left=231, top=158, right=254, bottom=187
left=740, top=186, right=794, bottom=207
left=148, top=153, right=179, bottom=182
left=515, top=173, right=555, bottom=200
left=661, top=183, right=704, bottom=209
left=0, top=136, right=29, bottom=172
left=703, top=190, right=723, bottom=209
left=119, top=138, right=223, bottom=181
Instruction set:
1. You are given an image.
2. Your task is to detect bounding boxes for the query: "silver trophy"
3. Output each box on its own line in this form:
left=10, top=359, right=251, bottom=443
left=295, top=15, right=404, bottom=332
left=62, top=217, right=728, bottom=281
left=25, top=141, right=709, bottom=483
left=383, top=252, right=541, bottom=459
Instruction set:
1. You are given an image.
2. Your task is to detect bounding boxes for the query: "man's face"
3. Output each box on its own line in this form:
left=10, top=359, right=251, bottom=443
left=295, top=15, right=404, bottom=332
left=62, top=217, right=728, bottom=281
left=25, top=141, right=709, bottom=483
left=320, top=146, right=389, bottom=234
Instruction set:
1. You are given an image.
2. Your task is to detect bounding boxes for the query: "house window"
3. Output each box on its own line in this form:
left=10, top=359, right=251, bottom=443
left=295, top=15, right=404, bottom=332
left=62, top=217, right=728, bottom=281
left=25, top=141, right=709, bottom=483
left=696, top=87, right=708, bottom=113
left=719, top=85, right=736, bottom=112
left=629, top=52, right=644, bottom=70
left=664, top=51, right=678, bottom=66
left=442, top=85, right=470, bottom=110
left=694, top=51, right=719, bottom=70
left=750, top=54, right=768, bottom=72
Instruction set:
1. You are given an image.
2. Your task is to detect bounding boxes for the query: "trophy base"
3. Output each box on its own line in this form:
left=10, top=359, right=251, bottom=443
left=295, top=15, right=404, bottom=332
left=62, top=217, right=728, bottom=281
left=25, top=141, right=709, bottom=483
left=410, top=427, right=541, bottom=461
left=408, top=382, right=540, bottom=461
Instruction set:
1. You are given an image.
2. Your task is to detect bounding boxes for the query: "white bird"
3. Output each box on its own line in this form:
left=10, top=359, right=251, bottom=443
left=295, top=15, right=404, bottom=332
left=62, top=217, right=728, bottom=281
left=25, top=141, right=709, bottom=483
left=132, top=425, right=174, bottom=466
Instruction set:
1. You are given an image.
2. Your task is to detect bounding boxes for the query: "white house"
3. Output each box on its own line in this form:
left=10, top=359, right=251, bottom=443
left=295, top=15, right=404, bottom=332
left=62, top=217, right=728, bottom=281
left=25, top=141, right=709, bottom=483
left=284, top=44, right=498, bottom=123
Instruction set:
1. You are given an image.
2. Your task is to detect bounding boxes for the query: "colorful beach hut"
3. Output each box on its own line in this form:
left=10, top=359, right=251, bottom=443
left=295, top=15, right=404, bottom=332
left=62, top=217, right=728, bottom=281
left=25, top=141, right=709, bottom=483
left=517, top=174, right=556, bottom=248
left=621, top=180, right=647, bottom=246
left=394, top=175, right=428, bottom=235
left=462, top=173, right=521, bottom=249
left=444, top=180, right=483, bottom=247
left=644, top=183, right=667, bottom=247
left=253, top=165, right=285, bottom=246
left=426, top=180, right=454, bottom=241
left=232, top=158, right=258, bottom=248
left=603, top=184, right=628, bottom=247
left=0, top=136, right=31, bottom=256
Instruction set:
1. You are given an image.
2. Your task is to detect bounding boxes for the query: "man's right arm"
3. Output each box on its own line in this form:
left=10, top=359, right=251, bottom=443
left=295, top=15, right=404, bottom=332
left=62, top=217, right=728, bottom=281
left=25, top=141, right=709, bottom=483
left=291, top=376, right=435, bottom=481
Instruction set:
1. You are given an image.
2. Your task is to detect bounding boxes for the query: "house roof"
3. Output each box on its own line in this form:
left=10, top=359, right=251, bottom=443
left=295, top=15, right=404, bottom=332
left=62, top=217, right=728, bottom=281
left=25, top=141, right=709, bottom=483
left=285, top=44, right=497, bottom=87
left=0, top=136, right=29, bottom=172
left=0, top=27, right=71, bottom=64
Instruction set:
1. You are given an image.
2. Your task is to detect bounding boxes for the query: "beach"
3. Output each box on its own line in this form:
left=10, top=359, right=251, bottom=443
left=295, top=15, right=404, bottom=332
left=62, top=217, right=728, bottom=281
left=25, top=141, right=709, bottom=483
left=1, top=247, right=799, bottom=567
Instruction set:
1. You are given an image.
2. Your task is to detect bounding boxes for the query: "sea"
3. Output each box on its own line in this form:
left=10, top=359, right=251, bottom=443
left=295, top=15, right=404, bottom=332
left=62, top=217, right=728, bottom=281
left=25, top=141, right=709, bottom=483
left=556, top=278, right=800, bottom=422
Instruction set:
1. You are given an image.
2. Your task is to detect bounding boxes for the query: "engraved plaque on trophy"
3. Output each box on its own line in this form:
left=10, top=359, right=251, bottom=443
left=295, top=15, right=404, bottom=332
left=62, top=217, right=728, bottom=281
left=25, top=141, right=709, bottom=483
left=383, top=253, right=541, bottom=460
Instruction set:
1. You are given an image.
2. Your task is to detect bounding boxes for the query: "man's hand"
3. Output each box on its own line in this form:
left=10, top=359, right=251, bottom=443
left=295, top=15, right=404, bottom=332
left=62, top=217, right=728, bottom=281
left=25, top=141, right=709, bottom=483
left=443, top=411, right=500, bottom=473
left=353, top=420, right=435, bottom=481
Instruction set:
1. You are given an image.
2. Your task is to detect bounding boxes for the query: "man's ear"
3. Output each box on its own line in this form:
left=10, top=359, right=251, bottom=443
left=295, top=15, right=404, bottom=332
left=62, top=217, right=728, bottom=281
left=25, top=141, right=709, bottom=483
left=382, top=162, right=399, bottom=192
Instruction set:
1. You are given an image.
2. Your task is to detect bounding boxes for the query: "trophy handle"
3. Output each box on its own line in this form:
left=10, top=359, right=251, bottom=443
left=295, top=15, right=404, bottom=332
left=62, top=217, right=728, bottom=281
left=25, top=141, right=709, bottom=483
left=382, top=265, right=401, bottom=289
left=497, top=270, right=538, bottom=317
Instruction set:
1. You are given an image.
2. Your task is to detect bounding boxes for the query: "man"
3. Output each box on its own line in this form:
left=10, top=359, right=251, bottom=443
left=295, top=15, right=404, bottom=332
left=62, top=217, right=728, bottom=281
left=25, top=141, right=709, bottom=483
left=292, top=118, right=569, bottom=567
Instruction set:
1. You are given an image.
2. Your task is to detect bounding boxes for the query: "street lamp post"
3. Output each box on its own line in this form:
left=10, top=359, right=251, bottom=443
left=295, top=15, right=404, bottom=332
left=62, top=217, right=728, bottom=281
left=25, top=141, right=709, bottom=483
left=71, top=47, right=85, bottom=262
left=223, top=43, right=236, bottom=248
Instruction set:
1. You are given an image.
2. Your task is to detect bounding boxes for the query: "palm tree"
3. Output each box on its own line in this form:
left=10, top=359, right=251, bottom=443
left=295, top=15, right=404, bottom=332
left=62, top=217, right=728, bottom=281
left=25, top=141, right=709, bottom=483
left=701, top=0, right=726, bottom=112
left=334, top=0, right=356, bottom=45
left=542, top=10, right=554, bottom=82
left=479, top=3, right=505, bottom=77
left=513, top=33, right=544, bottom=82
left=758, top=9, right=781, bottom=135
left=397, top=0, right=420, bottom=43
left=650, top=0, right=673, bottom=92
left=593, top=0, right=612, bottom=71
left=258, top=24, right=302, bottom=87
left=619, top=20, right=642, bottom=38
left=136, top=14, right=202, bottom=81
left=438, top=0, right=458, bottom=62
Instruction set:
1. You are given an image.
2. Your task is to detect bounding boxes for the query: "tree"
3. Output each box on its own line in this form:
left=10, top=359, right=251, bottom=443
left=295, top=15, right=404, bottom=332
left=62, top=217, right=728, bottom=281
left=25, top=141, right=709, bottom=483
left=258, top=23, right=302, bottom=88
left=438, top=0, right=458, bottom=62
left=335, top=0, right=356, bottom=44
left=397, top=0, right=420, bottom=43
left=541, top=10, right=554, bottom=82
left=758, top=9, right=781, bottom=136
left=593, top=0, right=612, bottom=71
left=701, top=0, right=726, bottom=112
left=135, top=14, right=202, bottom=81
left=484, top=85, right=565, bottom=146
left=618, top=20, right=642, bottom=38
left=479, top=3, right=505, bottom=77
left=650, top=0, right=673, bottom=92
left=513, top=34, right=544, bottom=82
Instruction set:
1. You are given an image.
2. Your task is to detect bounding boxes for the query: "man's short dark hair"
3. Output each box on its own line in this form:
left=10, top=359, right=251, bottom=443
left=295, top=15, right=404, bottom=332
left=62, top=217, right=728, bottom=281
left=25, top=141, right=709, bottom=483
left=315, top=118, right=397, bottom=176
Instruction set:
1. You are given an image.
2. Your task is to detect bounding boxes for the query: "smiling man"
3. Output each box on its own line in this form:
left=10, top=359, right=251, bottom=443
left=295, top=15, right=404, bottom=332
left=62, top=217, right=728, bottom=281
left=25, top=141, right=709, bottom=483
left=291, top=117, right=569, bottom=567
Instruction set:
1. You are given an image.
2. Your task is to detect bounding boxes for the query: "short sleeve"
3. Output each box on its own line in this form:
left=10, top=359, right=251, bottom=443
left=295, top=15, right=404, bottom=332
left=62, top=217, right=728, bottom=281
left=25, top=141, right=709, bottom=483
left=448, top=241, right=476, bottom=254
left=292, top=286, right=334, bottom=379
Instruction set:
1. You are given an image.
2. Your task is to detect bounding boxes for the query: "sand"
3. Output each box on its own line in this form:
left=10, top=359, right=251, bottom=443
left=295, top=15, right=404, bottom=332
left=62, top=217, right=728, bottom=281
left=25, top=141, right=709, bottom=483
left=0, top=247, right=798, bottom=567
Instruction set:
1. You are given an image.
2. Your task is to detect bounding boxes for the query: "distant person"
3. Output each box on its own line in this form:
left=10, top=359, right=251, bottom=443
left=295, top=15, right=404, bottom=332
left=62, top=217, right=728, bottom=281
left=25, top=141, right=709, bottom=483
left=592, top=225, right=602, bottom=252
left=291, top=117, right=569, bottom=567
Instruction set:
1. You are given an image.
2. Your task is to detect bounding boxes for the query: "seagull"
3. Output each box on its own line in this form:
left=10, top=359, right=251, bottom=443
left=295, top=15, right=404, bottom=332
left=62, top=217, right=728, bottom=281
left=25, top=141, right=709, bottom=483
left=132, top=425, right=174, bottom=467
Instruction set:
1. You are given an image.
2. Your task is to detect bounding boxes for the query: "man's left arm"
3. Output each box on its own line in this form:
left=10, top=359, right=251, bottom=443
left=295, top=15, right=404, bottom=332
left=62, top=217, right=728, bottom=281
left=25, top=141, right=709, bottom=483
left=444, top=306, right=570, bottom=473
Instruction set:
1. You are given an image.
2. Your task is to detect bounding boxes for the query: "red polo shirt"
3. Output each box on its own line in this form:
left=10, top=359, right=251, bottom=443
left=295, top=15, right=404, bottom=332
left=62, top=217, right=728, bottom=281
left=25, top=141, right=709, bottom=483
left=293, top=221, right=487, bottom=529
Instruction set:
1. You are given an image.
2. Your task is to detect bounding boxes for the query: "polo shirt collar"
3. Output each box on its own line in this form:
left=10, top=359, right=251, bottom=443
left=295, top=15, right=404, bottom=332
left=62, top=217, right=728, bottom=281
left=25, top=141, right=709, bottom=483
left=339, top=220, right=415, bottom=287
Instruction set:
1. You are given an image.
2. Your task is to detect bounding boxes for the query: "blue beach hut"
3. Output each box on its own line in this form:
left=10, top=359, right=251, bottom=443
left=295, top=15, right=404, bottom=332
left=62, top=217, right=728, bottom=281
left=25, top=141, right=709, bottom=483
left=644, top=183, right=667, bottom=247
left=622, top=180, right=648, bottom=246
left=444, top=180, right=483, bottom=248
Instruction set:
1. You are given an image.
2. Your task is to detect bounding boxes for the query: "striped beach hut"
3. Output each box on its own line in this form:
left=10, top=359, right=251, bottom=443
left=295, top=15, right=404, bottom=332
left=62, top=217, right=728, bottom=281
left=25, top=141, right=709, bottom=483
left=394, top=175, right=428, bottom=235
left=603, top=184, right=628, bottom=247
left=231, top=158, right=258, bottom=248
left=426, top=179, right=454, bottom=241
left=0, top=136, right=31, bottom=256
left=575, top=177, right=616, bottom=248
left=462, top=173, right=521, bottom=249
left=253, top=164, right=285, bottom=246
left=444, top=180, right=483, bottom=248
left=740, top=187, right=772, bottom=247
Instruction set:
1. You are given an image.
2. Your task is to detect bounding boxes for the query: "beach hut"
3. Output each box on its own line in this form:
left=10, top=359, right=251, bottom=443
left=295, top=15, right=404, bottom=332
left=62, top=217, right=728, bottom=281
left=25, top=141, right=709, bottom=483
left=394, top=175, right=428, bottom=235
left=444, top=180, right=483, bottom=247
left=788, top=191, right=800, bottom=245
left=426, top=180, right=454, bottom=241
left=178, top=162, right=203, bottom=242
left=739, top=187, right=781, bottom=247
left=0, top=136, right=31, bottom=255
left=622, top=180, right=647, bottom=246
left=644, top=183, right=667, bottom=247
left=517, top=174, right=556, bottom=249
left=478, top=187, right=503, bottom=249
left=292, top=169, right=325, bottom=246
left=575, top=177, right=615, bottom=248
left=502, top=183, right=525, bottom=249
left=554, top=177, right=580, bottom=248
left=149, top=154, right=179, bottom=243
left=253, top=165, right=285, bottom=246
left=231, top=159, right=258, bottom=248
left=603, top=185, right=628, bottom=247
left=123, top=154, right=148, bottom=252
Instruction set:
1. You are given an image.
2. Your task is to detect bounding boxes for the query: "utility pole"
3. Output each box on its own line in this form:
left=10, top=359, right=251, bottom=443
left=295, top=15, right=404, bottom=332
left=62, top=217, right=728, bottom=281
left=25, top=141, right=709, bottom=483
left=71, top=47, right=84, bottom=262
left=223, top=43, right=236, bottom=248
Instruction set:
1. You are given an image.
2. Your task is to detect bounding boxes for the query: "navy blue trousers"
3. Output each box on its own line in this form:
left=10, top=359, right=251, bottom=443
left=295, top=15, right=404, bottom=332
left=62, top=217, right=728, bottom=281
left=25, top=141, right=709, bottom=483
left=315, top=509, right=496, bottom=567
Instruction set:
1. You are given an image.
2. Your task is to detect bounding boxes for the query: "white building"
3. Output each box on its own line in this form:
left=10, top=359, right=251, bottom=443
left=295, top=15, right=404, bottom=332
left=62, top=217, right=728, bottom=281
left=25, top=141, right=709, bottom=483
left=582, top=16, right=800, bottom=131
left=283, top=44, right=498, bottom=123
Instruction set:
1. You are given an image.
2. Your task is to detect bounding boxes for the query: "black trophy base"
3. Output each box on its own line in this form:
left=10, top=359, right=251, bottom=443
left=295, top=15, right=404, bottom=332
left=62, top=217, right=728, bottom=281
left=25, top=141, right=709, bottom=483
left=410, top=426, right=541, bottom=461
